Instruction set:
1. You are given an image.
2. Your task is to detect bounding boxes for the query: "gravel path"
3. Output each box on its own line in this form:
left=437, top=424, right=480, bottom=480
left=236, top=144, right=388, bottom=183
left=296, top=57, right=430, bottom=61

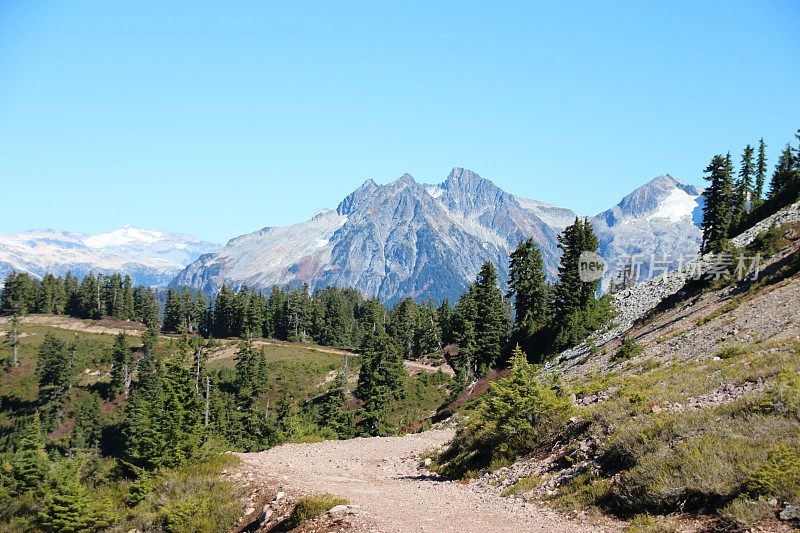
left=235, top=429, right=616, bottom=533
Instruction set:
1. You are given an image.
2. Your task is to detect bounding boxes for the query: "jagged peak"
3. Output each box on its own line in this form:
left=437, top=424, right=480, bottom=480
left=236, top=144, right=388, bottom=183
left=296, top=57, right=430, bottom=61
left=443, top=167, right=483, bottom=186
left=396, top=173, right=416, bottom=185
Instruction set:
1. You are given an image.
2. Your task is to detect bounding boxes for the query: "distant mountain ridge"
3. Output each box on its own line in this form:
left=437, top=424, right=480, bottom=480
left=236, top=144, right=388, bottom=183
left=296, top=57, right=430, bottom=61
left=173, top=169, right=704, bottom=303
left=0, top=226, right=219, bottom=287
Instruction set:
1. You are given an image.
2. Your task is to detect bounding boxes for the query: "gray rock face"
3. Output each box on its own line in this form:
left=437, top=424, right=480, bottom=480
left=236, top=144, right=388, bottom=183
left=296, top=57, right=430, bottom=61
left=173, top=169, right=706, bottom=304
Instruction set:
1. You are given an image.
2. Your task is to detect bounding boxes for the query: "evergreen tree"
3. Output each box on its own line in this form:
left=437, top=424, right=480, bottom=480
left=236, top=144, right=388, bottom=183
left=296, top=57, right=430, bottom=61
left=508, top=238, right=550, bottom=337
left=355, top=331, right=406, bottom=436
left=12, top=412, right=49, bottom=493
left=551, top=218, right=584, bottom=333
left=212, top=284, right=235, bottom=338
left=317, top=374, right=354, bottom=438
left=314, top=288, right=350, bottom=347
left=768, top=144, right=796, bottom=200
left=78, top=274, right=101, bottom=319
left=701, top=154, right=734, bottom=253
left=121, top=343, right=164, bottom=476
left=452, top=286, right=478, bottom=385
left=38, top=461, right=113, bottom=532
left=437, top=299, right=453, bottom=346
left=413, top=298, right=440, bottom=358
left=389, top=297, right=417, bottom=359
left=122, top=275, right=135, bottom=320
left=732, top=144, right=755, bottom=227
left=754, top=137, right=768, bottom=203
left=267, top=286, right=290, bottom=340
left=550, top=218, right=607, bottom=351
left=161, top=288, right=183, bottom=332
left=160, top=359, right=203, bottom=468
left=108, top=332, right=130, bottom=398
left=132, top=286, right=160, bottom=329
left=1, top=272, right=38, bottom=315
left=64, top=272, right=81, bottom=317
left=472, top=262, right=508, bottom=373
left=36, top=334, right=73, bottom=429
left=234, top=338, right=258, bottom=397
left=70, top=393, right=102, bottom=450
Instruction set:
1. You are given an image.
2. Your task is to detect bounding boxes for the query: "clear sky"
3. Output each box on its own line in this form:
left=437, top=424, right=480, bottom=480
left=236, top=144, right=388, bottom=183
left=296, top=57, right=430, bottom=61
left=1, top=1, right=798, bottom=243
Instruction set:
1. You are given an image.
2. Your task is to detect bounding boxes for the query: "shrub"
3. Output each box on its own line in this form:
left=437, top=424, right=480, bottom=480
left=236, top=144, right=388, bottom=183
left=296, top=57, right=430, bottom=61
left=604, top=408, right=800, bottom=514
left=767, top=370, right=800, bottom=419
left=435, top=347, right=574, bottom=478
left=748, top=443, right=800, bottom=504
left=716, top=344, right=748, bottom=359
left=624, top=513, right=678, bottom=533
left=614, top=338, right=644, bottom=362
left=551, top=472, right=612, bottom=511
left=501, top=474, right=540, bottom=497
left=286, top=493, right=349, bottom=529
left=717, top=495, right=775, bottom=530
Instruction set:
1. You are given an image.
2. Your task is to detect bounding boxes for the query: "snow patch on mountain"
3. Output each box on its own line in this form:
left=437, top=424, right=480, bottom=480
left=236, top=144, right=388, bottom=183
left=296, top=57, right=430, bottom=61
left=646, top=187, right=698, bottom=223
left=0, top=227, right=219, bottom=287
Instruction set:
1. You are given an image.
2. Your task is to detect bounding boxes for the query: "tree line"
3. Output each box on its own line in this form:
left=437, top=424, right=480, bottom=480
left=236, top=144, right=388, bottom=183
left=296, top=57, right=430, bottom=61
left=702, top=131, right=800, bottom=253
left=0, top=271, right=160, bottom=328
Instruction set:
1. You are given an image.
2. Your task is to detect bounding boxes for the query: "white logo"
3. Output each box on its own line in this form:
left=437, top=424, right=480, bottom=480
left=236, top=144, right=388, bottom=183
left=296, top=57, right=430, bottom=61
left=578, top=251, right=607, bottom=282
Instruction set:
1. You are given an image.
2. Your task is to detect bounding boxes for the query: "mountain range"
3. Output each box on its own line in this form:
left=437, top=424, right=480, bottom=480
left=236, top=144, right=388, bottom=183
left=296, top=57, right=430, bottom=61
left=173, top=168, right=704, bottom=303
left=0, top=226, right=219, bottom=287
left=0, top=170, right=704, bottom=302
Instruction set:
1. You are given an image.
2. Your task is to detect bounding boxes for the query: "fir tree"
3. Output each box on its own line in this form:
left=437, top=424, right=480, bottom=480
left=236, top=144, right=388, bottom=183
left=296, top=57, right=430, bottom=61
left=551, top=218, right=584, bottom=333
left=356, top=331, right=406, bottom=436
left=390, top=298, right=417, bottom=359
left=452, top=286, right=478, bottom=385
left=160, top=359, right=203, bottom=468
left=108, top=332, right=130, bottom=398
left=36, top=334, right=73, bottom=429
left=70, top=393, right=102, bottom=450
left=472, top=262, right=508, bottom=373
left=732, top=144, right=755, bottom=227
left=768, top=144, right=796, bottom=200
left=701, top=154, right=734, bottom=253
left=12, top=412, right=49, bottom=493
left=317, top=374, right=354, bottom=438
left=508, top=238, right=550, bottom=337
left=754, top=137, right=768, bottom=203
left=437, top=299, right=453, bottom=346
left=121, top=343, right=164, bottom=476
left=413, top=298, right=441, bottom=358
left=122, top=275, right=135, bottom=320
left=162, top=288, right=183, bottom=333
left=38, top=461, right=114, bottom=532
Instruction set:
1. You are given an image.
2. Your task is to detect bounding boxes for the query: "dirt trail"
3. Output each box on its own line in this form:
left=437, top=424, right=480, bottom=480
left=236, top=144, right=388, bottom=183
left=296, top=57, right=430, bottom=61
left=235, top=429, right=617, bottom=533
left=0, top=314, right=145, bottom=336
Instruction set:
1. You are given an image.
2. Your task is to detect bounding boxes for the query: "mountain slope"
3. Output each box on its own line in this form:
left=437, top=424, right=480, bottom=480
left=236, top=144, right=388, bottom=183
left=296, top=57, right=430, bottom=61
left=0, top=226, right=219, bottom=286
left=174, top=169, right=704, bottom=304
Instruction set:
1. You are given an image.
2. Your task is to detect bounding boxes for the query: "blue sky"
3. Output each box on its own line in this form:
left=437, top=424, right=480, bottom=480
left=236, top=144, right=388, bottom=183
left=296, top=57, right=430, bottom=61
left=1, top=1, right=798, bottom=243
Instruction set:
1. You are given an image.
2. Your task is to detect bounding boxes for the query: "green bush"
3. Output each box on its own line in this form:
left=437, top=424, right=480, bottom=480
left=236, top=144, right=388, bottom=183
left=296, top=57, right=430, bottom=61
left=501, top=474, right=540, bottom=497
left=716, top=344, right=748, bottom=359
left=748, top=443, right=800, bottom=504
left=767, top=370, right=800, bottom=419
left=551, top=472, right=612, bottom=511
left=624, top=513, right=678, bottom=533
left=286, top=493, right=349, bottom=529
left=613, top=338, right=644, bottom=362
left=604, top=406, right=800, bottom=514
left=717, top=495, right=775, bottom=530
left=435, top=347, right=574, bottom=478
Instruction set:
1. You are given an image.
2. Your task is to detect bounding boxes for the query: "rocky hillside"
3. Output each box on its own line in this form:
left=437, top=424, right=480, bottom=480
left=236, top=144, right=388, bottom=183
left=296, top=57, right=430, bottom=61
left=0, top=226, right=219, bottom=286
left=174, top=169, right=704, bottom=304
